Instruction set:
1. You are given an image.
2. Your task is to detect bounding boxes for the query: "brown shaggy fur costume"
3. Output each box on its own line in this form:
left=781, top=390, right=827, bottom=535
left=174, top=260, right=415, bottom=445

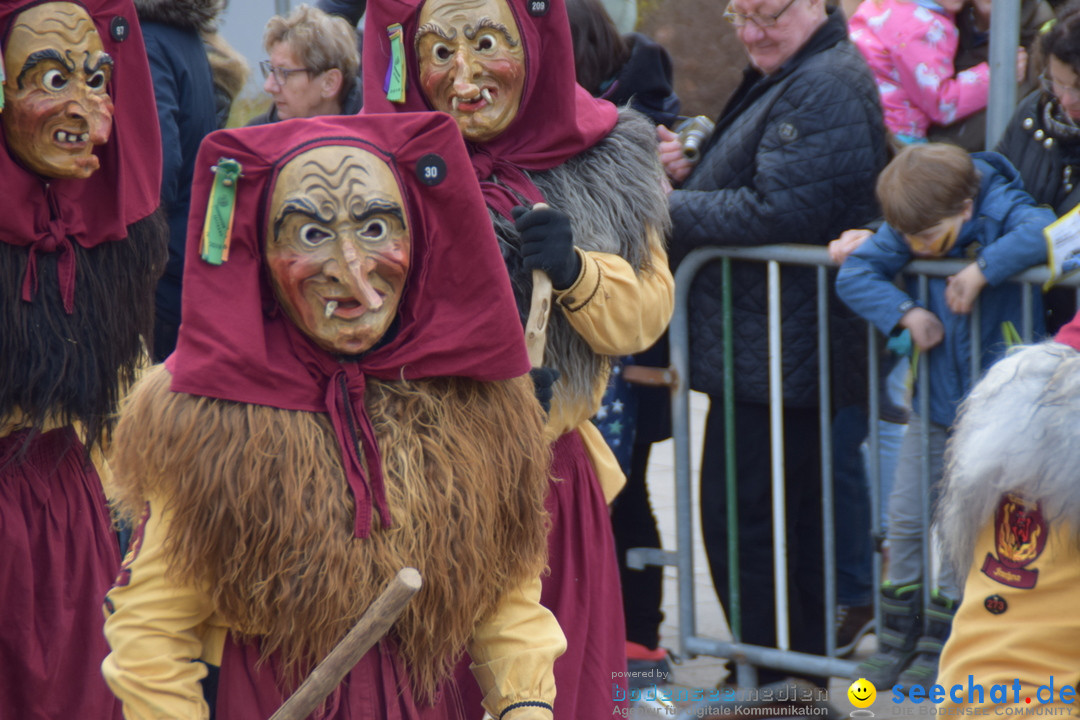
left=109, top=365, right=551, bottom=700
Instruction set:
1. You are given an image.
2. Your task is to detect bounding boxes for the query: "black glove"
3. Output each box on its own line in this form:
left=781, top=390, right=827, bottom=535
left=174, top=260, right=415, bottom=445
left=529, top=366, right=560, bottom=415
left=513, top=205, right=582, bottom=290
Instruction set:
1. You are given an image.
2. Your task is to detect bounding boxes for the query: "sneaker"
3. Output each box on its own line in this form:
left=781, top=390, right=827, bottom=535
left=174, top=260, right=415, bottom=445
left=854, top=583, right=922, bottom=688
left=836, top=604, right=875, bottom=658
left=897, top=592, right=957, bottom=689
left=626, top=641, right=672, bottom=689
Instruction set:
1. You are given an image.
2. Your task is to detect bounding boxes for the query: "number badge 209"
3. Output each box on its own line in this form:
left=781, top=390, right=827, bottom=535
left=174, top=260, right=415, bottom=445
left=527, top=0, right=549, bottom=16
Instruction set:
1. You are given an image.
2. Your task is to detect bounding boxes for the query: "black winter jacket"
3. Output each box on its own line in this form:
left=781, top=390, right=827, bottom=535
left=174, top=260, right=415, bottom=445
left=667, top=9, right=887, bottom=408
left=995, top=90, right=1080, bottom=216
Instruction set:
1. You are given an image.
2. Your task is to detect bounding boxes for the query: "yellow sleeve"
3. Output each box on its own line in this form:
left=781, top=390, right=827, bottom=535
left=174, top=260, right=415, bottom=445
left=553, top=228, right=674, bottom=357
left=102, top=500, right=221, bottom=720
left=467, top=575, right=566, bottom=720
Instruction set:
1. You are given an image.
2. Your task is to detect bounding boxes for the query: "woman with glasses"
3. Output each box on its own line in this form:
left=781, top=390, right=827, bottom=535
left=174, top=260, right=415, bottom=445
left=996, top=0, right=1080, bottom=331
left=249, top=4, right=362, bottom=124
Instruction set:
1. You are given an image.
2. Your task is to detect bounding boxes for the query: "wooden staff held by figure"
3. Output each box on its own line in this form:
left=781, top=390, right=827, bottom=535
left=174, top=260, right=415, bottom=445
left=269, top=568, right=423, bottom=720
left=525, top=202, right=554, bottom=368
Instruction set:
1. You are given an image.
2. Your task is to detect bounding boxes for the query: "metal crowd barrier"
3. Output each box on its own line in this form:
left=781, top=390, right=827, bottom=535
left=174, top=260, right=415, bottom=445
left=628, top=243, right=1080, bottom=690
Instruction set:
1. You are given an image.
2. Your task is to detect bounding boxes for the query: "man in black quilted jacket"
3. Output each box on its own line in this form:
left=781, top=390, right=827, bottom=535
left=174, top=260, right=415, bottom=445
left=657, top=0, right=888, bottom=687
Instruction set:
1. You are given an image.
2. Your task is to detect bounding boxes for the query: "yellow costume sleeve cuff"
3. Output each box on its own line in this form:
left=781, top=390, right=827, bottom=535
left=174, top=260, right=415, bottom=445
left=467, top=575, right=566, bottom=718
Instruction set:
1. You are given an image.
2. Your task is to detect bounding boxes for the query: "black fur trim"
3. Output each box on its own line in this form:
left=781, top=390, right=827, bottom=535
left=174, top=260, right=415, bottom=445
left=0, top=210, right=167, bottom=453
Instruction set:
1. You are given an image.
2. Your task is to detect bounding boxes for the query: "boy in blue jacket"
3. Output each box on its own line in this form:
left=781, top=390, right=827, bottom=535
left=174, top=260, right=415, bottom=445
left=836, top=143, right=1053, bottom=689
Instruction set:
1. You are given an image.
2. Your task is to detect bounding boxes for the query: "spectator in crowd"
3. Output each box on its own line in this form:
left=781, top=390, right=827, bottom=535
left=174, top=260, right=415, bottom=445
left=102, top=112, right=563, bottom=720
left=996, top=0, right=1080, bottom=331
left=837, top=143, right=1053, bottom=688
left=829, top=0, right=1050, bottom=256
left=1000, top=2, right=1080, bottom=216
left=657, top=0, right=887, bottom=687
left=134, top=0, right=220, bottom=361
left=0, top=0, right=165, bottom=715
left=362, top=0, right=675, bottom=714
left=926, top=0, right=1053, bottom=150
left=249, top=4, right=361, bottom=124
left=834, top=0, right=1078, bottom=329
left=567, top=0, right=681, bottom=126
left=566, top=0, right=679, bottom=682
left=849, top=0, right=1025, bottom=148
left=935, top=312, right=1080, bottom=716
left=830, top=0, right=1051, bottom=611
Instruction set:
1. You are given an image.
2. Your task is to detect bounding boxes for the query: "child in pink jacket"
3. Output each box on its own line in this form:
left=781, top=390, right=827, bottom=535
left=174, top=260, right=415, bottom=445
left=850, top=0, right=990, bottom=144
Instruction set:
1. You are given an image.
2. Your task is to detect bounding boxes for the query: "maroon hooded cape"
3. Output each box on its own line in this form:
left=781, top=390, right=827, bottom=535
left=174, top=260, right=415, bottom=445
left=168, top=111, right=532, bottom=539
left=361, top=0, right=618, bottom=219
left=0, top=0, right=161, bottom=311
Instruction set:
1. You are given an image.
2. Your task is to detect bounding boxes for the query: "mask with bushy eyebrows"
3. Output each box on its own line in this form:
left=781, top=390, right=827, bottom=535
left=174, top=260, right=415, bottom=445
left=415, top=0, right=526, bottom=143
left=2, top=2, right=115, bottom=178
left=266, top=145, right=412, bottom=355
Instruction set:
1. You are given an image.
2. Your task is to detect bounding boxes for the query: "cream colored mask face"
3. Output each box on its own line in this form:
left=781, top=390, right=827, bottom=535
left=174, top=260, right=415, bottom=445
left=2, top=2, right=115, bottom=178
left=416, top=0, right=526, bottom=143
left=266, top=146, right=412, bottom=356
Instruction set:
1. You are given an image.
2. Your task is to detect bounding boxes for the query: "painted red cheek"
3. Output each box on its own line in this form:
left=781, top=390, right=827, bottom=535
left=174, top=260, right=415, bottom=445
left=420, top=69, right=450, bottom=107
left=486, top=59, right=522, bottom=78
left=268, top=254, right=321, bottom=311
left=377, top=244, right=410, bottom=266
left=17, top=95, right=60, bottom=129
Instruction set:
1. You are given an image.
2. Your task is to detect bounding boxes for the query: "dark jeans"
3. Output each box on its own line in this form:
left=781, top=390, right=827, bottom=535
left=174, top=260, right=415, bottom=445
left=701, top=399, right=825, bottom=687
left=832, top=405, right=872, bottom=607
left=611, top=440, right=664, bottom=649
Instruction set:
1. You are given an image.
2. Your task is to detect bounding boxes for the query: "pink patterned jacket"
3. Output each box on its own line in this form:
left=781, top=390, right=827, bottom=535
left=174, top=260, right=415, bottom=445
left=849, top=0, right=989, bottom=140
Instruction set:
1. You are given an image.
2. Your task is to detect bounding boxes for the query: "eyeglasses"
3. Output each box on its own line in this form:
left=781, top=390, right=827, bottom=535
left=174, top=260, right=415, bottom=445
left=259, top=60, right=313, bottom=85
left=1040, top=72, right=1080, bottom=102
left=723, top=0, right=800, bottom=28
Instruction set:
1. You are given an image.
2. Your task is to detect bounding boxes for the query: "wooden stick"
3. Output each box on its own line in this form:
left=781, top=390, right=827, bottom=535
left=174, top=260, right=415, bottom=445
left=526, top=269, right=553, bottom=367
left=524, top=203, right=554, bottom=368
left=268, top=568, right=423, bottom=720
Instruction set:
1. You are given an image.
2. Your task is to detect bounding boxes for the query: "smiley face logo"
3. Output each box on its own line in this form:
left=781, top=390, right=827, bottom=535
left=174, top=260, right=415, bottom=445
left=848, top=678, right=876, bottom=708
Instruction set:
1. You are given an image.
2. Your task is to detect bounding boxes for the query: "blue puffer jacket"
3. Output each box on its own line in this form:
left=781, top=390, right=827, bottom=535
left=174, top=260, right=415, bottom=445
left=836, top=152, right=1053, bottom=427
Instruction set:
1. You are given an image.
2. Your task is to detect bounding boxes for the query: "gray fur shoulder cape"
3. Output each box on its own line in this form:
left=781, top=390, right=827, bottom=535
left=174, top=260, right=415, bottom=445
left=133, top=0, right=223, bottom=33
left=937, top=341, right=1080, bottom=577
left=491, top=107, right=670, bottom=403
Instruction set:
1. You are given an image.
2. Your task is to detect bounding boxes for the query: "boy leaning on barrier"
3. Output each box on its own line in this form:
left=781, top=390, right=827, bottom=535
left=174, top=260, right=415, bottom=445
left=836, top=142, right=1054, bottom=690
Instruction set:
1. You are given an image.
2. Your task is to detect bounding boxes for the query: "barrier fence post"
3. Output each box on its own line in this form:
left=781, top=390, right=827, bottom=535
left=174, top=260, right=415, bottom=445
left=818, top=266, right=837, bottom=657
